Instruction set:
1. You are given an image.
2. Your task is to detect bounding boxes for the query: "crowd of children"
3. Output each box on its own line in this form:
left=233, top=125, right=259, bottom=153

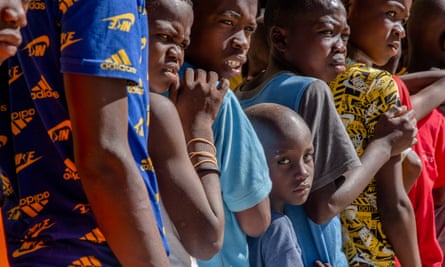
left=0, top=0, right=444, bottom=266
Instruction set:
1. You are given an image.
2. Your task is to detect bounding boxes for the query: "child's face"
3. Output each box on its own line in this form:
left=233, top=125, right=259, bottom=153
left=148, top=0, right=193, bottom=93
left=265, top=126, right=314, bottom=207
left=347, top=0, right=412, bottom=66
left=186, top=0, right=257, bottom=79
left=0, top=0, right=28, bottom=64
left=281, top=2, right=349, bottom=82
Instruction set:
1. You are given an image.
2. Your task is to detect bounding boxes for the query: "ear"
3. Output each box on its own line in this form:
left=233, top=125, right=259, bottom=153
left=270, top=26, right=287, bottom=53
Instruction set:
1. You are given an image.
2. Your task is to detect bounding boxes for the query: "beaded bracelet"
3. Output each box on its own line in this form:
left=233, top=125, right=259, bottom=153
left=186, top=138, right=217, bottom=154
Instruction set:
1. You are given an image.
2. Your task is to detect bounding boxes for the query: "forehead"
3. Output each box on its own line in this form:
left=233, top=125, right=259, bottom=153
left=150, top=0, right=193, bottom=23
left=202, top=0, right=257, bottom=18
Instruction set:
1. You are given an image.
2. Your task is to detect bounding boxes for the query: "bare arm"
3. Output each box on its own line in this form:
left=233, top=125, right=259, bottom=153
left=64, top=74, right=169, bottom=267
left=149, top=92, right=224, bottom=260
left=235, top=199, right=271, bottom=237
left=376, top=156, right=421, bottom=267
left=305, top=107, right=417, bottom=224
left=399, top=70, right=445, bottom=120
left=172, top=68, right=271, bottom=237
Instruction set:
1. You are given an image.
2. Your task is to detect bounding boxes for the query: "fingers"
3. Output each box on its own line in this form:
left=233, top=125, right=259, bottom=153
left=383, top=105, right=408, bottom=119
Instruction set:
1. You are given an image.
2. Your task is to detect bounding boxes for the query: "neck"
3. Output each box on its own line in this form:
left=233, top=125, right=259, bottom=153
left=270, top=196, right=285, bottom=214
left=347, top=44, right=373, bottom=66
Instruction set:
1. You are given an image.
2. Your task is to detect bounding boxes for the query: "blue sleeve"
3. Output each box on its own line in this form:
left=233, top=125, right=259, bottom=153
left=59, top=0, right=147, bottom=83
left=212, top=90, right=271, bottom=212
left=251, top=214, right=304, bottom=267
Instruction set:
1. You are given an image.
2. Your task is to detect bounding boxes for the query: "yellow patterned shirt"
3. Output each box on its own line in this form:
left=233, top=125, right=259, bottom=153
left=329, top=62, right=400, bottom=267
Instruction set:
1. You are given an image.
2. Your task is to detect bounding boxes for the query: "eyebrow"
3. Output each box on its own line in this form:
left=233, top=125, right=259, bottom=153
left=221, top=10, right=241, bottom=18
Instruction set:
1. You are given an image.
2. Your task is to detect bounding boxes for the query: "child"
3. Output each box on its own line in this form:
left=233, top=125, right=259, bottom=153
left=328, top=0, right=421, bottom=265
left=146, top=0, right=227, bottom=265
left=172, top=0, right=273, bottom=266
left=245, top=103, right=330, bottom=267
left=236, top=0, right=418, bottom=266
left=404, top=0, right=445, bottom=265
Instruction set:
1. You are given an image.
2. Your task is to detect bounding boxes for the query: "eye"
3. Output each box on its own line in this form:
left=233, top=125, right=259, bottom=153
left=320, top=29, right=334, bottom=37
left=245, top=26, right=256, bottom=33
left=277, top=158, right=291, bottom=165
left=179, top=41, right=188, bottom=49
left=220, top=19, right=234, bottom=26
left=158, top=34, right=169, bottom=41
left=341, top=33, right=349, bottom=42
left=387, top=11, right=397, bottom=18
left=303, top=152, right=314, bottom=163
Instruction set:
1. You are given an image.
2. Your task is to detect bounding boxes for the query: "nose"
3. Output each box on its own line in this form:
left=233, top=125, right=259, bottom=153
left=166, top=45, right=181, bottom=62
left=231, top=30, right=249, bottom=51
left=333, top=36, right=347, bottom=53
left=392, top=23, right=406, bottom=39
left=293, top=161, right=310, bottom=181
left=1, top=3, right=27, bottom=28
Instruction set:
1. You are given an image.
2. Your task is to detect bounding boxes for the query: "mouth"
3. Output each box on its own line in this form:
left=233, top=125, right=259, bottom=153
left=225, top=55, right=247, bottom=69
left=292, top=181, right=311, bottom=193
left=0, top=29, right=23, bottom=48
left=388, top=42, right=400, bottom=53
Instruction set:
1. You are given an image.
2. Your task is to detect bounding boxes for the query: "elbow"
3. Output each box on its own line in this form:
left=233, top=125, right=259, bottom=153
left=184, top=226, right=224, bottom=260
left=305, top=205, right=338, bottom=225
left=380, top=197, right=414, bottom=223
left=236, top=199, right=271, bottom=237
left=240, top=214, right=271, bottom=237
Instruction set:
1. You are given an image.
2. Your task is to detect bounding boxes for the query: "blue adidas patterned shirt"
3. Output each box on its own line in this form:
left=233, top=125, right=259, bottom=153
left=0, top=0, right=166, bottom=266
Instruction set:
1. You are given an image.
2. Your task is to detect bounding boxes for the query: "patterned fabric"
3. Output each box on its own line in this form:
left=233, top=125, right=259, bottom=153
left=0, top=0, right=166, bottom=266
left=329, top=62, right=400, bottom=266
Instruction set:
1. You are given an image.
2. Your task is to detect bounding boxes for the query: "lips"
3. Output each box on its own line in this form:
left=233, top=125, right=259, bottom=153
left=388, top=41, right=400, bottom=52
left=225, top=55, right=247, bottom=69
left=292, top=181, right=311, bottom=192
left=162, top=63, right=179, bottom=75
left=0, top=28, right=23, bottom=48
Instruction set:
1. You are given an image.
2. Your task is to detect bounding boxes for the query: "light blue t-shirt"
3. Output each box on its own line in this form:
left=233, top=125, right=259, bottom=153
left=179, top=63, right=272, bottom=267
left=239, top=73, right=353, bottom=267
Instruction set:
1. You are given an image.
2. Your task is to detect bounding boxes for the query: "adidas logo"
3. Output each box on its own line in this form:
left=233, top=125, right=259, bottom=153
left=59, top=0, right=79, bottom=14
left=28, top=0, right=46, bottom=10
left=68, top=256, right=103, bottom=267
left=19, top=191, right=50, bottom=217
left=141, top=157, right=154, bottom=171
left=63, top=158, right=80, bottom=181
left=31, top=75, right=60, bottom=100
left=80, top=228, right=106, bottom=244
left=103, top=13, right=135, bottom=32
left=100, top=49, right=136, bottom=74
left=11, top=108, right=36, bottom=136
left=127, top=79, right=144, bottom=95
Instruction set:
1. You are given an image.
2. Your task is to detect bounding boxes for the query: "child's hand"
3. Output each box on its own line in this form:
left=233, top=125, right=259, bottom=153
left=169, top=68, right=229, bottom=138
left=314, top=260, right=332, bottom=267
left=373, top=105, right=418, bottom=156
